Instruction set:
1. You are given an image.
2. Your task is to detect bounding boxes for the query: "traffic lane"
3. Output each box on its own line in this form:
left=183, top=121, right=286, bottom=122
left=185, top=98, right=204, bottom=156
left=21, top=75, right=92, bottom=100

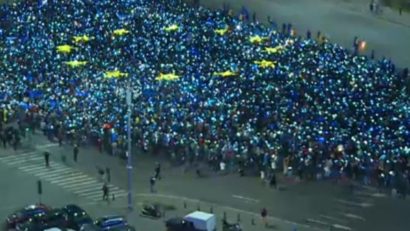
left=354, top=196, right=410, bottom=231
left=156, top=172, right=352, bottom=224
left=0, top=161, right=81, bottom=216
left=35, top=138, right=356, bottom=227
left=23, top=136, right=388, bottom=230
left=0, top=157, right=164, bottom=230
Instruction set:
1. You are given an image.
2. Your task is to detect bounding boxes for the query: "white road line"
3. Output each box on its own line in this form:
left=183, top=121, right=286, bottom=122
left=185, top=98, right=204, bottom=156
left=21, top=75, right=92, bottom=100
left=319, top=215, right=346, bottom=223
left=50, top=174, right=91, bottom=184
left=332, top=224, right=352, bottom=231
left=19, top=165, right=47, bottom=172
left=371, top=192, right=387, bottom=198
left=62, top=180, right=101, bottom=190
left=78, top=191, right=101, bottom=197
left=0, top=152, right=37, bottom=161
left=232, top=194, right=260, bottom=203
left=35, top=143, right=59, bottom=149
left=40, top=171, right=79, bottom=181
left=87, top=194, right=104, bottom=201
left=113, top=191, right=128, bottom=197
left=111, top=189, right=127, bottom=195
left=36, top=168, right=73, bottom=178
left=70, top=182, right=103, bottom=193
left=50, top=164, right=72, bottom=171
left=342, top=213, right=366, bottom=221
left=108, top=185, right=123, bottom=192
left=0, top=155, right=18, bottom=161
left=355, top=191, right=387, bottom=198
left=72, top=187, right=100, bottom=195
left=306, top=218, right=330, bottom=226
left=335, top=199, right=373, bottom=208
left=22, top=164, right=48, bottom=172
left=6, top=156, right=43, bottom=165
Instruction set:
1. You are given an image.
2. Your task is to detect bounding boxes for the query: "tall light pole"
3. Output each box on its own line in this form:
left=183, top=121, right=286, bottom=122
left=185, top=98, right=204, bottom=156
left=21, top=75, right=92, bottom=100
left=126, top=86, right=133, bottom=210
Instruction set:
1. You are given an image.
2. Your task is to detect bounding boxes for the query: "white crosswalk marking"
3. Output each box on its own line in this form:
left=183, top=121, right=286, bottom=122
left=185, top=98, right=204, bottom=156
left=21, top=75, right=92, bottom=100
left=50, top=174, right=90, bottom=184
left=40, top=171, right=79, bottom=181
left=62, top=180, right=100, bottom=190
left=19, top=165, right=46, bottom=172
left=36, top=168, right=73, bottom=177
left=7, top=156, right=43, bottom=165
left=19, top=164, right=47, bottom=172
left=0, top=152, right=37, bottom=161
left=72, top=184, right=103, bottom=194
left=0, top=152, right=128, bottom=201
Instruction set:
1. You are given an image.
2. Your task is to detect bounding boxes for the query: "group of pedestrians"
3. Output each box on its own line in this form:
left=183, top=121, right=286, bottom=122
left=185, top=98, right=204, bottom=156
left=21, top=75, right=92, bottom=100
left=42, top=145, right=80, bottom=168
left=0, top=0, right=408, bottom=197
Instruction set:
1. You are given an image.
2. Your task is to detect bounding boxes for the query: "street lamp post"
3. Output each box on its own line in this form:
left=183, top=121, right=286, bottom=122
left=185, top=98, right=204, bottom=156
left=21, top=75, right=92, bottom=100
left=126, top=86, right=133, bottom=210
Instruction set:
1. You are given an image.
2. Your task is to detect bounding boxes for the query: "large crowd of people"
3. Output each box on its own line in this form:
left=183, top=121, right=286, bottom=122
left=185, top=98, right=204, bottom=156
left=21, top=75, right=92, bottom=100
left=0, top=0, right=409, bottom=191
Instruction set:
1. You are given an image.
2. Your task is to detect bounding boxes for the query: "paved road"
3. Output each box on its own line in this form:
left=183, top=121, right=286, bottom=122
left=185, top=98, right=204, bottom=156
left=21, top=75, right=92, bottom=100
left=195, top=0, right=410, bottom=68
left=0, top=147, right=128, bottom=202
left=2, top=134, right=410, bottom=231
left=0, top=157, right=164, bottom=231
left=0, top=135, right=307, bottom=231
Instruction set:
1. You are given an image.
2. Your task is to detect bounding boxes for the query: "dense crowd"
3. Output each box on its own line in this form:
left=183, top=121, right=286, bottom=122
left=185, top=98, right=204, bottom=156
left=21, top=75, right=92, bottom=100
left=0, top=0, right=409, bottom=188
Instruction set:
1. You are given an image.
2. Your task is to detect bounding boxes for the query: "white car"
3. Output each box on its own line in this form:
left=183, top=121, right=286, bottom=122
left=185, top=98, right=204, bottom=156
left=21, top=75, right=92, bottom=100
left=44, top=228, right=76, bottom=231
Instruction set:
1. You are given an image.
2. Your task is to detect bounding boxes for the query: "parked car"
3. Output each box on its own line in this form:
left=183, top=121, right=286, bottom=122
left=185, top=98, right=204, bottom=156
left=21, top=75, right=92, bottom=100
left=80, top=216, right=128, bottom=231
left=61, top=204, right=93, bottom=230
left=80, top=224, right=136, bottom=231
left=16, top=208, right=68, bottom=231
left=5, top=204, right=51, bottom=230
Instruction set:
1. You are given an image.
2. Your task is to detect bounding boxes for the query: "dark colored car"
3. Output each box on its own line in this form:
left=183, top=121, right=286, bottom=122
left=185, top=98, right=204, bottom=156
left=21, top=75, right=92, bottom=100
left=80, top=216, right=128, bottom=231
left=165, top=218, right=197, bottom=231
left=61, top=204, right=93, bottom=230
left=80, top=224, right=135, bottom=231
left=16, top=208, right=68, bottom=231
left=5, top=204, right=51, bottom=230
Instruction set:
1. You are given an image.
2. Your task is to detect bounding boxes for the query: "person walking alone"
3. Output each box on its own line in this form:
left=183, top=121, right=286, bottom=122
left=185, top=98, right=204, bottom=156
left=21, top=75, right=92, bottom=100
left=150, top=176, right=156, bottom=193
left=44, top=151, right=50, bottom=167
left=105, top=167, right=111, bottom=183
left=154, top=162, right=161, bottom=180
left=0, top=130, right=6, bottom=149
left=269, top=172, right=277, bottom=189
left=102, top=183, right=109, bottom=201
left=261, top=208, right=268, bottom=227
left=73, top=145, right=79, bottom=162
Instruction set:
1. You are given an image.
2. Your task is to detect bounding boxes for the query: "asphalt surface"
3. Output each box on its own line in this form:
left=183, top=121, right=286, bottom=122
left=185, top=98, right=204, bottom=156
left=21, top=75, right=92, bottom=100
left=1, top=134, right=410, bottom=231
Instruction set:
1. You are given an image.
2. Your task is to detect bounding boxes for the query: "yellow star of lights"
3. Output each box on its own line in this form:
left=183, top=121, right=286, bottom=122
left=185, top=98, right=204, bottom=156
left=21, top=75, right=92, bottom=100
left=64, top=60, right=87, bottom=67
left=104, top=70, right=129, bottom=78
left=155, top=73, right=180, bottom=81
left=249, top=35, right=268, bottom=44
left=113, top=29, right=130, bottom=36
left=214, top=27, right=229, bottom=36
left=213, top=71, right=238, bottom=77
left=254, top=60, right=276, bottom=68
left=164, top=24, right=179, bottom=32
left=56, top=45, right=74, bottom=53
left=73, top=35, right=91, bottom=43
